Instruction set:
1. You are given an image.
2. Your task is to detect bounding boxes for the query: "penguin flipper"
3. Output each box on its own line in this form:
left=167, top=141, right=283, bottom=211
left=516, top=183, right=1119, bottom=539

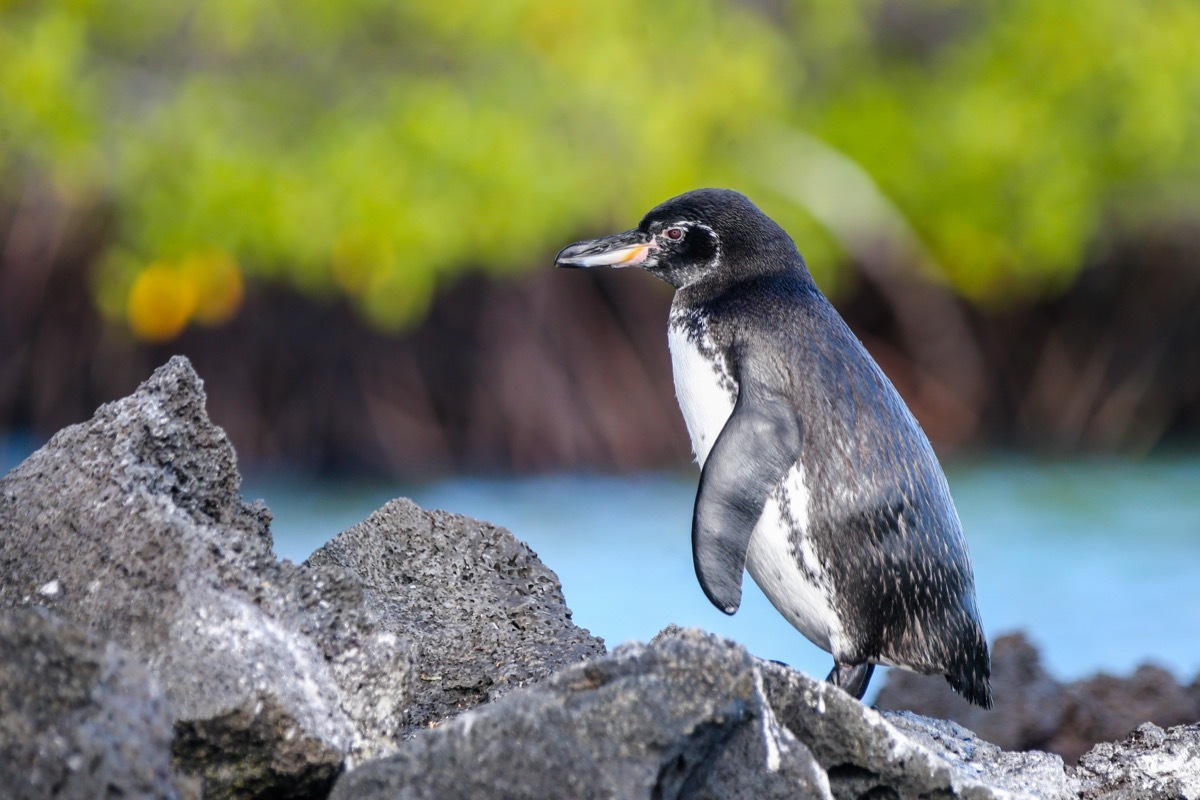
left=692, top=379, right=802, bottom=614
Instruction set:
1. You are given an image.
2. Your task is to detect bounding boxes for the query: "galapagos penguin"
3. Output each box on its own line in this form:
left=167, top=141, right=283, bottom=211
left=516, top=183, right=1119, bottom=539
left=555, top=188, right=992, bottom=707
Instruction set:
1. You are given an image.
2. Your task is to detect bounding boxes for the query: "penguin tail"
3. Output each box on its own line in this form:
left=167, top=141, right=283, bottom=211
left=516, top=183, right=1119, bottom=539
left=946, top=667, right=993, bottom=709
left=944, top=636, right=993, bottom=709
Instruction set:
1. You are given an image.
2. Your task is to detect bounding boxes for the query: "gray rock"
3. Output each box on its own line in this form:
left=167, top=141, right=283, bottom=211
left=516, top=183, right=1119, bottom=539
left=767, top=645, right=1200, bottom=800
left=330, top=623, right=1200, bottom=800
left=0, top=606, right=196, bottom=800
left=1050, top=666, right=1200, bottom=765
left=875, top=631, right=1067, bottom=752
left=876, top=631, right=1200, bottom=764
left=1074, top=722, right=1200, bottom=800
left=760, top=658, right=1074, bottom=800
left=0, top=357, right=413, bottom=797
left=306, top=497, right=605, bottom=733
left=330, top=628, right=831, bottom=800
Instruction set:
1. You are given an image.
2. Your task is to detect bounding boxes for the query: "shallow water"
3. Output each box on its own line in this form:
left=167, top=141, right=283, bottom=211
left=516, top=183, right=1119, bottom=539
left=247, top=454, right=1200, bottom=688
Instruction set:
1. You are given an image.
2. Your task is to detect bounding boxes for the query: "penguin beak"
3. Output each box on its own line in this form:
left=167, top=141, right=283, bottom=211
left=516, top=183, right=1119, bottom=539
left=555, top=229, right=655, bottom=269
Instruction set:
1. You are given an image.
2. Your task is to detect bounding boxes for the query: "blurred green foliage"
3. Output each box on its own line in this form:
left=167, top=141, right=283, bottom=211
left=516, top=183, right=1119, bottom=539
left=2, top=0, right=1199, bottom=339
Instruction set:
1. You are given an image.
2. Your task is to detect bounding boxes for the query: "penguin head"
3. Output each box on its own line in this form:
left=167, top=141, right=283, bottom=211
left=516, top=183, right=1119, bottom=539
left=555, top=188, right=800, bottom=289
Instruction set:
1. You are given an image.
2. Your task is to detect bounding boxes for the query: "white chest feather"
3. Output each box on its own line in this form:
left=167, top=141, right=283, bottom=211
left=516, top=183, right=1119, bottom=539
left=667, top=322, right=736, bottom=467
left=744, top=463, right=844, bottom=654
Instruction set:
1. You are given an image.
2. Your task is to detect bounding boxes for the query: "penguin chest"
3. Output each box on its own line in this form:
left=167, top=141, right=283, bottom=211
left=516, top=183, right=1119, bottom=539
left=744, top=465, right=844, bottom=656
left=667, top=319, right=737, bottom=465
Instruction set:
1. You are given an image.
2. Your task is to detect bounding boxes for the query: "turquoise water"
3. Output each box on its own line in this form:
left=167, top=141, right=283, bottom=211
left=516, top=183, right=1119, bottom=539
left=3, top=436, right=1196, bottom=687
left=248, top=455, right=1200, bottom=687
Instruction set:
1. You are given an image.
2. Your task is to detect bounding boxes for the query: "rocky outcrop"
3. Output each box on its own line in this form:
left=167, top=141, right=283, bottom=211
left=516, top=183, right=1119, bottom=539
left=0, top=357, right=403, bottom=796
left=0, top=607, right=194, bottom=800
left=1075, top=722, right=1200, bottom=800
left=2, top=356, right=1198, bottom=799
left=759, top=653, right=1074, bottom=800
left=0, top=357, right=600, bottom=797
left=875, top=632, right=1200, bottom=763
left=307, top=499, right=605, bottom=732
left=332, top=626, right=1200, bottom=800
left=331, top=628, right=829, bottom=800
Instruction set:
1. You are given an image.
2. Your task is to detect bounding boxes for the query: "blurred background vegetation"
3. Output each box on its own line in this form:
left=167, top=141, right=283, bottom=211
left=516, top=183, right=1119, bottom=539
left=3, top=0, right=1200, bottom=474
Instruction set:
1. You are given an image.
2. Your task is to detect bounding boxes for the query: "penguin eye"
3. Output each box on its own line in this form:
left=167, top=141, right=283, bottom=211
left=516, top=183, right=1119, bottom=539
left=664, top=227, right=685, bottom=241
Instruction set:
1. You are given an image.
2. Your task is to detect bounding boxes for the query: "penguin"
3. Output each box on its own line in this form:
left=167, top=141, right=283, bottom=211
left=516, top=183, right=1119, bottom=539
left=555, top=188, right=992, bottom=707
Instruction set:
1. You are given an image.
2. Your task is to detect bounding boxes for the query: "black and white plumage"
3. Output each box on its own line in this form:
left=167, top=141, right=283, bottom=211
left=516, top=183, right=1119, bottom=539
left=555, top=188, right=992, bottom=707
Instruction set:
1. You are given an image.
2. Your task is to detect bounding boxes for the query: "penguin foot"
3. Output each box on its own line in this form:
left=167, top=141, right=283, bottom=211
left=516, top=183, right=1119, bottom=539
left=826, top=661, right=875, bottom=700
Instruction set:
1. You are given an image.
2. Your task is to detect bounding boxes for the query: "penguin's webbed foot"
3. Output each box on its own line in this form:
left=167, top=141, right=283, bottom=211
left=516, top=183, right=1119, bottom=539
left=826, top=661, right=875, bottom=700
